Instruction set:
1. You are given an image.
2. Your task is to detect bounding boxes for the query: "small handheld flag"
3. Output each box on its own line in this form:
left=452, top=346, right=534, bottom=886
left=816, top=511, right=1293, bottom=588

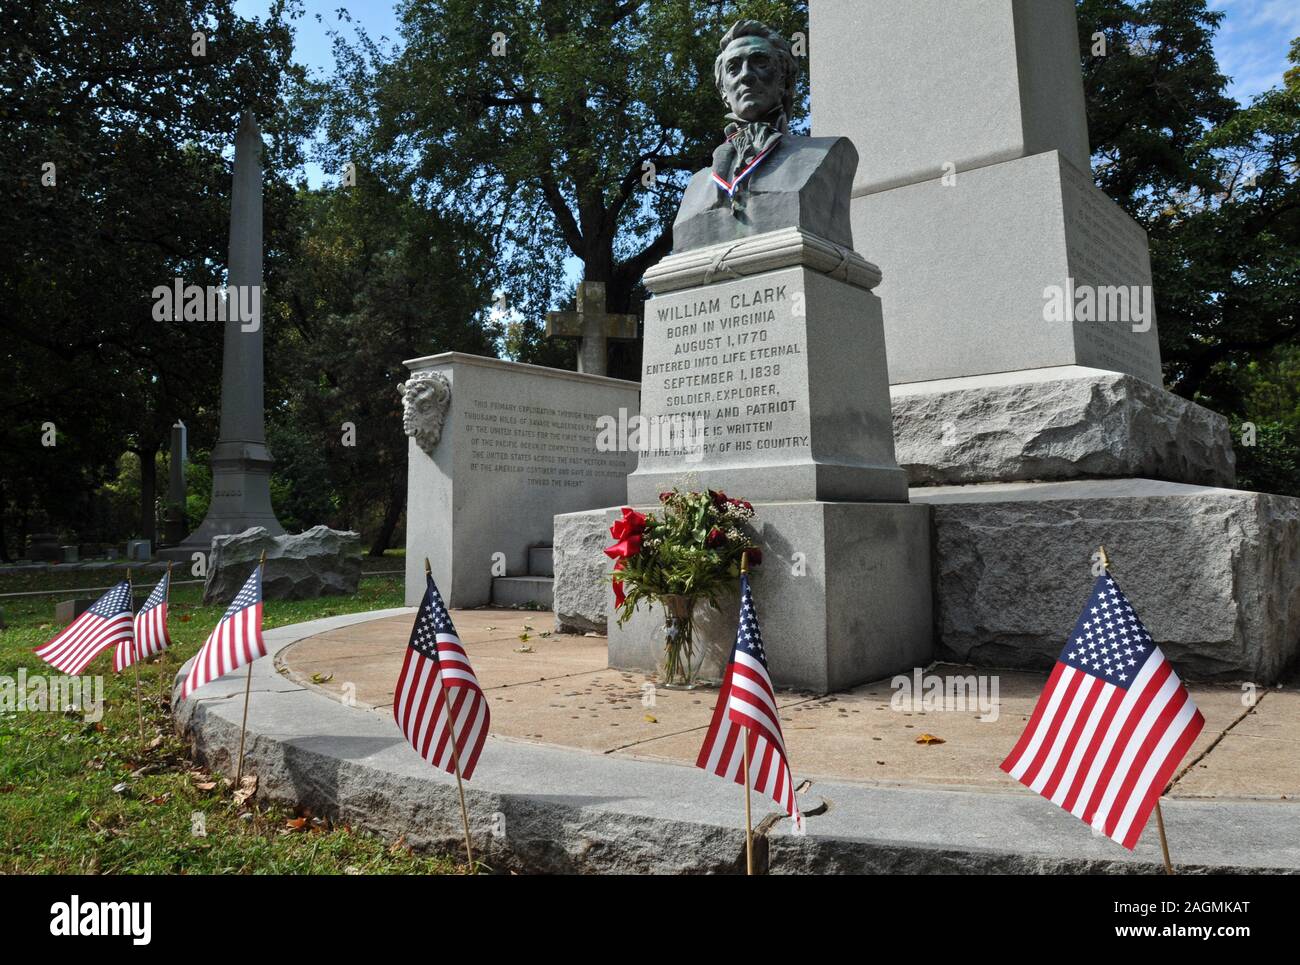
left=696, top=571, right=803, bottom=834
left=34, top=581, right=134, bottom=675
left=179, top=565, right=266, bottom=701
left=393, top=572, right=490, bottom=780
left=1001, top=563, right=1204, bottom=850
left=115, top=569, right=172, bottom=673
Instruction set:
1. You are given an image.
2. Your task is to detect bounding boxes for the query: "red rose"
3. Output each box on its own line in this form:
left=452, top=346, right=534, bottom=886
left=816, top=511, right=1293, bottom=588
left=709, top=489, right=728, bottom=507
left=659, top=491, right=673, bottom=503
left=745, top=546, right=763, bottom=566
left=707, top=527, right=726, bottom=548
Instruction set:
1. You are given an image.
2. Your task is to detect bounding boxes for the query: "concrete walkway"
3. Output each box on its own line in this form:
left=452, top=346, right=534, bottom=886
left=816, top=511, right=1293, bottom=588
left=174, top=608, right=1300, bottom=874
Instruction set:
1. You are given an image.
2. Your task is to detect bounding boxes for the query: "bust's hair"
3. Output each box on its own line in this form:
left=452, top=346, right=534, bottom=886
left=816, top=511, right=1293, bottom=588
left=713, top=19, right=797, bottom=120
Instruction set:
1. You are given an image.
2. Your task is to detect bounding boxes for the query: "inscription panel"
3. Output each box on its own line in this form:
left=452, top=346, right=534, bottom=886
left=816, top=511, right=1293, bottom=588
left=636, top=273, right=810, bottom=479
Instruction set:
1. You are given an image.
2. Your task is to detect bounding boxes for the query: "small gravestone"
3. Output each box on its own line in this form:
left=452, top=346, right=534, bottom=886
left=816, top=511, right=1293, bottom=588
left=27, top=533, right=60, bottom=562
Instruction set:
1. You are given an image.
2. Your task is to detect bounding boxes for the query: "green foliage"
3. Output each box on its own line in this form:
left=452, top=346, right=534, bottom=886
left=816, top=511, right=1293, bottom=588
left=314, top=0, right=807, bottom=372
left=1078, top=1, right=1300, bottom=422
left=1230, top=418, right=1300, bottom=498
left=0, top=0, right=307, bottom=553
left=266, top=176, right=499, bottom=551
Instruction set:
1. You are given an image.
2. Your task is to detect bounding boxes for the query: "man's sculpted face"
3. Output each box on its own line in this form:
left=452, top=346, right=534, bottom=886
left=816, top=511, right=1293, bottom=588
left=719, top=36, right=784, bottom=122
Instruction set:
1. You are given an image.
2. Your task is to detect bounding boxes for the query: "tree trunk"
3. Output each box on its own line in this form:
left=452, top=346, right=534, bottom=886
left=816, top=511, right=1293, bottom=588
left=368, top=480, right=404, bottom=557
left=0, top=481, right=10, bottom=563
left=139, top=445, right=158, bottom=547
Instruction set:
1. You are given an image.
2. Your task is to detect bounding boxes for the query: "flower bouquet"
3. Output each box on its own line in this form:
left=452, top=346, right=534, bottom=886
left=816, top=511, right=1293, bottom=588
left=604, top=488, right=761, bottom=686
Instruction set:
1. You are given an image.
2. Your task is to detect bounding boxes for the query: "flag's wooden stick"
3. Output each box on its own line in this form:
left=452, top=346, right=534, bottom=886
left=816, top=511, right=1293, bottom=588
left=427, top=557, right=476, bottom=874
left=1154, top=799, right=1175, bottom=875
left=740, top=550, right=755, bottom=876
left=234, top=551, right=265, bottom=786
left=1099, top=544, right=1176, bottom=874
left=159, top=561, right=173, bottom=702
left=128, top=568, right=144, bottom=755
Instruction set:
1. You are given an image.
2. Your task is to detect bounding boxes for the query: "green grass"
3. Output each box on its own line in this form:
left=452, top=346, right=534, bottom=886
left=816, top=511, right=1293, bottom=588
left=0, top=574, right=460, bottom=874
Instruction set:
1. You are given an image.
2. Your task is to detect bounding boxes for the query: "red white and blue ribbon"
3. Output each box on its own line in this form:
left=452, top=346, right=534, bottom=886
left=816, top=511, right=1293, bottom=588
left=711, top=144, right=776, bottom=198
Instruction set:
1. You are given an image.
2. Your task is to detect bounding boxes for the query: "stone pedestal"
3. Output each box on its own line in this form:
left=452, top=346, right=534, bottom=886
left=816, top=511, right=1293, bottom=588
left=605, top=500, right=933, bottom=692
left=603, top=226, right=933, bottom=691
left=403, top=353, right=638, bottom=608
left=630, top=228, right=908, bottom=504
left=915, top=479, right=1300, bottom=683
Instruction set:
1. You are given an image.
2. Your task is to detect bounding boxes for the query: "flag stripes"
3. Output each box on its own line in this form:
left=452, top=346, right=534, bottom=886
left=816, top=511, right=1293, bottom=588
left=34, top=582, right=134, bottom=676
left=116, top=571, right=172, bottom=673
left=1001, top=572, right=1204, bottom=850
left=696, top=573, right=802, bottom=828
left=393, top=576, right=490, bottom=780
left=179, top=568, right=265, bottom=700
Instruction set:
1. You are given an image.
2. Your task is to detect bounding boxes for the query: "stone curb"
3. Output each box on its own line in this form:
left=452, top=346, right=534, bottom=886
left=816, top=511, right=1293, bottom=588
left=173, top=611, right=1300, bottom=874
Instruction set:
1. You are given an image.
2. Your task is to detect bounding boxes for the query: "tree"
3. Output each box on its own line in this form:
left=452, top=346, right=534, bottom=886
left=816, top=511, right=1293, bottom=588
left=316, top=0, right=807, bottom=376
left=0, top=0, right=306, bottom=552
left=1077, top=2, right=1300, bottom=413
left=269, top=175, right=499, bottom=554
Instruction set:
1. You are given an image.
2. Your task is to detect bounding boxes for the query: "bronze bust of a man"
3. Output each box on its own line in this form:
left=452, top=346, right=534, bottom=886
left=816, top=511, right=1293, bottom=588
left=673, top=20, right=857, bottom=252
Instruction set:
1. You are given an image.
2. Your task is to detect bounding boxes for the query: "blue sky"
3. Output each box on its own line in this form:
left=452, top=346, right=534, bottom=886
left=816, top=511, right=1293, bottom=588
left=1210, top=0, right=1300, bottom=100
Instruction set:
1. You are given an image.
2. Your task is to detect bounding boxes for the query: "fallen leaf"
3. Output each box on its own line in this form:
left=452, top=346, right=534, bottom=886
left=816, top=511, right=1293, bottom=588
left=232, top=774, right=257, bottom=806
left=285, top=817, right=308, bottom=831
left=311, top=672, right=334, bottom=684
left=179, top=614, right=192, bottom=623
left=915, top=733, right=946, bottom=745
left=148, top=735, right=164, bottom=750
left=148, top=793, right=170, bottom=805
left=514, top=644, right=534, bottom=654
left=518, top=632, right=531, bottom=643
left=644, top=714, right=658, bottom=723
left=111, top=782, right=129, bottom=794
left=195, top=781, right=217, bottom=792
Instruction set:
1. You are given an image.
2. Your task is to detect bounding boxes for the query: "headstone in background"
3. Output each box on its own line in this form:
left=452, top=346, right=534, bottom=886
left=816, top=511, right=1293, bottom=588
left=27, top=534, right=60, bottom=562
left=810, top=0, right=1231, bottom=484
left=126, top=539, right=151, bottom=562
left=163, top=419, right=188, bottom=545
left=202, top=525, right=362, bottom=604
left=402, top=352, right=638, bottom=608
left=60, top=545, right=78, bottom=563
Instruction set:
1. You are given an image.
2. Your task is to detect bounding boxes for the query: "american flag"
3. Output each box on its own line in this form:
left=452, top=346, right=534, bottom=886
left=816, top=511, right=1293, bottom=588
left=696, top=573, right=803, bottom=829
left=1001, top=571, right=1205, bottom=849
left=393, top=575, right=490, bottom=779
left=34, top=581, right=134, bottom=675
left=115, top=570, right=172, bottom=673
left=179, top=566, right=265, bottom=701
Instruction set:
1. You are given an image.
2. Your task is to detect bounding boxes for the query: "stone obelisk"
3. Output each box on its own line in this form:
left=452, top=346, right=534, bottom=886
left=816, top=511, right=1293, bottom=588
left=180, top=112, right=284, bottom=551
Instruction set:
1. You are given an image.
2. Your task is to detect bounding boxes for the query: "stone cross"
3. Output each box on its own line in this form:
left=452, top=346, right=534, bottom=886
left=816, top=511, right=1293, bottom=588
left=545, top=281, right=639, bottom=376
